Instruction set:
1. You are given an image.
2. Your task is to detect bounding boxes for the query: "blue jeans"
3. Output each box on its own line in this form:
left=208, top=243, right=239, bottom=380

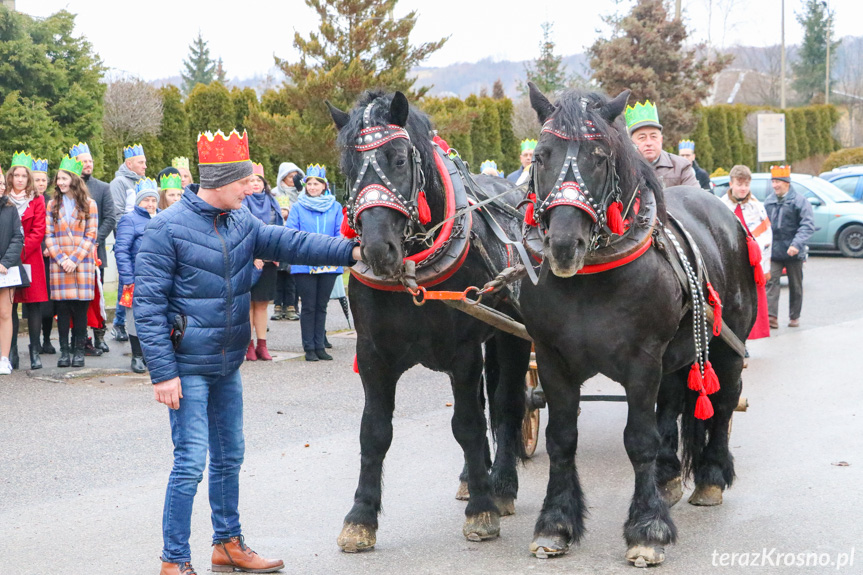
left=161, top=369, right=245, bottom=563
left=114, top=284, right=126, bottom=325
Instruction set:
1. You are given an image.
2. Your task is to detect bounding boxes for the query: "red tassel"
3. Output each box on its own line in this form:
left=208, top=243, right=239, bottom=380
left=432, top=135, right=450, bottom=154
left=340, top=206, right=356, bottom=237
left=703, top=361, right=720, bottom=395
left=753, top=264, right=765, bottom=286
left=706, top=282, right=722, bottom=337
left=688, top=363, right=703, bottom=391
left=606, top=201, right=624, bottom=235
left=353, top=354, right=359, bottom=374
left=417, top=190, right=432, bottom=225
left=746, top=236, right=761, bottom=267
left=524, top=193, right=538, bottom=227
left=695, top=391, right=714, bottom=420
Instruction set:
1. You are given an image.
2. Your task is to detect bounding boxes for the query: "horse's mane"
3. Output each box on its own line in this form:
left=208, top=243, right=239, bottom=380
left=550, top=89, right=667, bottom=224
left=336, top=90, right=442, bottom=199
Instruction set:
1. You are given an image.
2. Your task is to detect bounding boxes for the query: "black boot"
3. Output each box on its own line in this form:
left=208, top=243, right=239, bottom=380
left=10, top=340, right=19, bottom=370
left=57, top=339, right=71, bottom=368
left=93, top=328, right=110, bottom=353
left=304, top=350, right=319, bottom=362
left=324, top=336, right=333, bottom=349
left=84, top=336, right=103, bottom=356
left=71, top=337, right=85, bottom=368
left=130, top=355, right=146, bottom=373
left=112, top=324, right=129, bottom=342
left=29, top=344, right=42, bottom=370
left=40, top=336, right=56, bottom=354
left=315, top=348, right=333, bottom=361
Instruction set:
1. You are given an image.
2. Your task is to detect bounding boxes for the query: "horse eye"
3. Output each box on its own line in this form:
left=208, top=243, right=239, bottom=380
left=395, top=157, right=407, bottom=168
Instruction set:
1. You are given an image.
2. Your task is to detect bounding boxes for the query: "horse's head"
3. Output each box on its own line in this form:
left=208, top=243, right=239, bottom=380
left=328, top=91, right=441, bottom=279
left=527, top=83, right=635, bottom=277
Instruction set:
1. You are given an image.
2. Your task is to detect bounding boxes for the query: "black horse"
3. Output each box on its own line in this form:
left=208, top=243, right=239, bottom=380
left=327, top=91, right=533, bottom=552
left=518, top=84, right=758, bottom=566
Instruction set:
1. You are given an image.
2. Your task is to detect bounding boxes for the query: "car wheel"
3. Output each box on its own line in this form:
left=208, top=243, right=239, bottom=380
left=837, top=224, right=863, bottom=258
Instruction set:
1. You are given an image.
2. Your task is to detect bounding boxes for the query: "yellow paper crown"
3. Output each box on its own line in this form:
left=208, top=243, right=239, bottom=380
left=172, top=156, right=190, bottom=170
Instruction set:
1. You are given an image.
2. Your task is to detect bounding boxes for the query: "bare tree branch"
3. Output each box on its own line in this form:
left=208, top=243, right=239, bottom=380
left=102, top=79, right=164, bottom=148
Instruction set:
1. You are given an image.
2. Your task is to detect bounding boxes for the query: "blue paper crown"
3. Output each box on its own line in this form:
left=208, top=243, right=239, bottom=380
left=480, top=160, right=498, bottom=172
left=678, top=139, right=695, bottom=152
left=32, top=158, right=49, bottom=173
left=69, top=142, right=91, bottom=158
left=134, top=177, right=159, bottom=193
left=124, top=143, right=145, bottom=160
left=304, top=164, right=327, bottom=181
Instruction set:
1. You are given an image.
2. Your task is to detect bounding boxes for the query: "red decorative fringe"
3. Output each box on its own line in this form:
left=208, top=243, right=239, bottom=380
left=432, top=135, right=450, bottom=154
left=687, top=362, right=703, bottom=391
left=706, top=282, right=722, bottom=337
left=753, top=263, right=765, bottom=286
left=417, top=190, right=432, bottom=225
left=606, top=201, right=624, bottom=235
left=703, top=361, right=720, bottom=395
left=353, top=355, right=359, bottom=374
left=695, top=391, right=714, bottom=420
left=340, top=207, right=358, bottom=239
left=746, top=235, right=761, bottom=267
left=524, top=193, right=538, bottom=227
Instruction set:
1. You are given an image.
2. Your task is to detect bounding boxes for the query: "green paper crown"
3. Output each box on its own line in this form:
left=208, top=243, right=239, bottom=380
left=520, top=139, right=537, bottom=153
left=172, top=156, right=190, bottom=170
left=10, top=151, right=34, bottom=169
left=624, top=100, right=661, bottom=132
left=58, top=155, right=84, bottom=177
left=160, top=173, right=183, bottom=190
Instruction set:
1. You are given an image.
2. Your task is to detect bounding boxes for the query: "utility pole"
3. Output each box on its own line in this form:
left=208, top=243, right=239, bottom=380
left=675, top=0, right=682, bottom=20
left=780, top=0, right=786, bottom=108
left=825, top=1, right=831, bottom=105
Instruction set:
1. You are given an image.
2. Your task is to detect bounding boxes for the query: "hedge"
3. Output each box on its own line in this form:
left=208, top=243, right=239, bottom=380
left=822, top=147, right=863, bottom=172
left=683, top=103, right=841, bottom=173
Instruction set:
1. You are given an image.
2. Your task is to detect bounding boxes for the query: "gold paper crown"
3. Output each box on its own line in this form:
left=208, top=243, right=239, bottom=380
left=770, top=165, right=791, bottom=179
left=172, top=156, right=190, bottom=170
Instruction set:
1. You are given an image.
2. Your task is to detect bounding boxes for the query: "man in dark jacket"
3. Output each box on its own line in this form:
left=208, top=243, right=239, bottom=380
left=72, top=143, right=116, bottom=353
left=677, top=140, right=712, bottom=191
left=763, top=165, right=815, bottom=328
left=507, top=139, right=536, bottom=185
left=135, top=130, right=360, bottom=575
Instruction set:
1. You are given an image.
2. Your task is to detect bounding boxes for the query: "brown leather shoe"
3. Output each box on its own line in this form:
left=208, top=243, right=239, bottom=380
left=788, top=318, right=800, bottom=327
left=769, top=316, right=779, bottom=329
left=212, top=536, right=284, bottom=573
left=160, top=561, right=197, bottom=575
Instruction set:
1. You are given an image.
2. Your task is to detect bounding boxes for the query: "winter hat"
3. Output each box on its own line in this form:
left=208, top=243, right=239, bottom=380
left=157, top=166, right=180, bottom=185
left=196, top=130, right=253, bottom=189
left=134, top=177, right=159, bottom=205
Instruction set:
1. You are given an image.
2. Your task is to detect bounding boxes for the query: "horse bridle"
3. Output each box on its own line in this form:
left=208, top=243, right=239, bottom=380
left=528, top=100, right=623, bottom=250
left=344, top=100, right=427, bottom=240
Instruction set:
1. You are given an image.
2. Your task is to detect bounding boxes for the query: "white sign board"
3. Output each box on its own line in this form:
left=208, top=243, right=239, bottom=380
left=757, top=113, right=787, bottom=163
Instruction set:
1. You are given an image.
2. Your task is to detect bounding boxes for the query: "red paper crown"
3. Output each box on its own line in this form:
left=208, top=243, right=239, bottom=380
left=197, top=130, right=250, bottom=165
left=252, top=162, right=264, bottom=177
left=770, top=165, right=791, bottom=179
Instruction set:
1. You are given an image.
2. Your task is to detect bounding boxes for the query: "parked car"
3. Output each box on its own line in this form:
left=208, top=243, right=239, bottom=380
left=820, top=165, right=863, bottom=201
left=711, top=173, right=863, bottom=257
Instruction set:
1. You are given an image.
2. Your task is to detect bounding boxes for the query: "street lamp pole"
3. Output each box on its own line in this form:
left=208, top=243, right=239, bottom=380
left=780, top=0, right=786, bottom=108
left=676, top=0, right=681, bottom=20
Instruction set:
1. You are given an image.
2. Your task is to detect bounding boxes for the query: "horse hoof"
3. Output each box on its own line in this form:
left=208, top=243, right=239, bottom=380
left=494, top=496, right=516, bottom=516
left=529, top=535, right=570, bottom=558
left=658, top=476, right=683, bottom=507
left=337, top=522, right=376, bottom=552
left=688, top=484, right=723, bottom=506
left=463, top=511, right=500, bottom=542
left=455, top=481, right=470, bottom=501
left=626, top=544, right=666, bottom=567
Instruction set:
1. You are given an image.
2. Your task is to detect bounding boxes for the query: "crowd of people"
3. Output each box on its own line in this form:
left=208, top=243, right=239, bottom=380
left=0, top=139, right=350, bottom=376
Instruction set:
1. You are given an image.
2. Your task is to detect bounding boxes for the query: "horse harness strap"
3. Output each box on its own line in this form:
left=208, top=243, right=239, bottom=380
left=655, top=217, right=746, bottom=358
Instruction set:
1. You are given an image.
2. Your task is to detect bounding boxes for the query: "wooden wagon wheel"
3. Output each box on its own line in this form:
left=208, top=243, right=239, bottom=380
left=522, top=350, right=542, bottom=457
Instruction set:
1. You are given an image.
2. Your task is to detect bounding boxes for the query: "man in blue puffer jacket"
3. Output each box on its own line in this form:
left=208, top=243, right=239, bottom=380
left=134, top=130, right=360, bottom=575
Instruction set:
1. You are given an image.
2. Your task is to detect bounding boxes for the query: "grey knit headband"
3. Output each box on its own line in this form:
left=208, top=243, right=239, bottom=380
left=199, top=161, right=254, bottom=189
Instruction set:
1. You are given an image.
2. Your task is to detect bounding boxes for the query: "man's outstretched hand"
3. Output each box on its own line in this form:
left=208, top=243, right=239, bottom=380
left=154, top=377, right=183, bottom=410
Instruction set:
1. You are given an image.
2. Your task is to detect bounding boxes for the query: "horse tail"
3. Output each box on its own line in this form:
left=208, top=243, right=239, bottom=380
left=680, top=386, right=708, bottom=482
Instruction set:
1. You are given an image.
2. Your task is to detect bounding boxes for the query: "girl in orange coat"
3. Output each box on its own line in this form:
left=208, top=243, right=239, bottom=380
left=44, top=157, right=98, bottom=368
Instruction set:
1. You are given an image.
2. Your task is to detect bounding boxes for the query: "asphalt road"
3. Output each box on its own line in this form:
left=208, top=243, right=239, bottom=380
left=1, top=255, right=861, bottom=574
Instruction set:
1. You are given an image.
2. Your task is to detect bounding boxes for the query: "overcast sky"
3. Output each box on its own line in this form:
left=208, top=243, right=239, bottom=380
left=19, top=0, right=863, bottom=81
